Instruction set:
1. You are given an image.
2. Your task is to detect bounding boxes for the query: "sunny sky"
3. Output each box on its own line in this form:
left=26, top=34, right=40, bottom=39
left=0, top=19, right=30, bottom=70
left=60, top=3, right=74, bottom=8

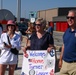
left=1, top=0, right=76, bottom=19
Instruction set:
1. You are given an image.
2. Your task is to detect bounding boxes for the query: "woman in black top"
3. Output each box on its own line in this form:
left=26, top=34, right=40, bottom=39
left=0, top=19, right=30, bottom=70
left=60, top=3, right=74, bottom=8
left=22, top=18, right=55, bottom=53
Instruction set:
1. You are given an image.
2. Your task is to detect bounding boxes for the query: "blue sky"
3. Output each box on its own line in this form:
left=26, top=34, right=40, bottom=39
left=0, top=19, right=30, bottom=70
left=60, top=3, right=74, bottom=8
left=1, top=0, right=76, bottom=19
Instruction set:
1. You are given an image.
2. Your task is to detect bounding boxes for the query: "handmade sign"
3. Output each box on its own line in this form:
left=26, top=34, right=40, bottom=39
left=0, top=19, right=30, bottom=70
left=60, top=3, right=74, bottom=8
left=21, top=50, right=55, bottom=75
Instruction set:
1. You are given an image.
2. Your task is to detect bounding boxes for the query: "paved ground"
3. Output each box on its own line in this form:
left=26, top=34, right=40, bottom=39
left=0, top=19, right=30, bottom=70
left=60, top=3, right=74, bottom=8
left=5, top=31, right=64, bottom=75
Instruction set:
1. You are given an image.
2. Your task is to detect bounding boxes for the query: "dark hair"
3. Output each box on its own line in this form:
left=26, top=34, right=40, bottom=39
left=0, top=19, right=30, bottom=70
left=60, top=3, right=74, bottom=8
left=7, top=25, right=16, bottom=32
left=0, top=23, right=3, bottom=30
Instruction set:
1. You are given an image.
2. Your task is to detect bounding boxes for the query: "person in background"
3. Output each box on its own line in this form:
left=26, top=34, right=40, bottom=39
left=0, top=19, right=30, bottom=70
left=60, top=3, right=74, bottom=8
left=58, top=10, right=76, bottom=75
left=46, top=23, right=53, bottom=36
left=0, top=23, right=3, bottom=54
left=0, top=23, right=3, bottom=37
left=15, top=23, right=22, bottom=69
left=15, top=23, right=22, bottom=41
left=0, top=20, right=21, bottom=75
left=25, top=22, right=35, bottom=39
left=25, top=22, right=35, bottom=46
left=22, top=18, right=55, bottom=55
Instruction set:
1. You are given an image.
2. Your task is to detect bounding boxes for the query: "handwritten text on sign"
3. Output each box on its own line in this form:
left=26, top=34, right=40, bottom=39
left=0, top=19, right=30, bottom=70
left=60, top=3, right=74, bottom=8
left=21, top=50, right=55, bottom=75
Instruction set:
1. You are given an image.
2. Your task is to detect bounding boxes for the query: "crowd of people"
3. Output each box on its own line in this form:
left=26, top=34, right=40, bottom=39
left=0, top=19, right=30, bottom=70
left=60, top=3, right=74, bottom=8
left=0, top=9, right=76, bottom=75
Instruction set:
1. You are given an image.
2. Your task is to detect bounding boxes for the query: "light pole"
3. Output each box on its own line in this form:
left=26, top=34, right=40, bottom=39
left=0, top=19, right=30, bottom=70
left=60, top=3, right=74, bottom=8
left=17, top=0, right=21, bottom=22
left=0, top=0, right=3, bottom=9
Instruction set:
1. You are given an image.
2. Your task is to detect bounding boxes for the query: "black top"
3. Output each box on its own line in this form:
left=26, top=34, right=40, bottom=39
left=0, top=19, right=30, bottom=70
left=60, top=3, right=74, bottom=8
left=30, top=32, right=54, bottom=50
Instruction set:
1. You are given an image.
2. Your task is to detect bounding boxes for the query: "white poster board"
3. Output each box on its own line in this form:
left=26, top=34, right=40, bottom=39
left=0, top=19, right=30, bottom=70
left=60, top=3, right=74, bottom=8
left=21, top=50, right=55, bottom=75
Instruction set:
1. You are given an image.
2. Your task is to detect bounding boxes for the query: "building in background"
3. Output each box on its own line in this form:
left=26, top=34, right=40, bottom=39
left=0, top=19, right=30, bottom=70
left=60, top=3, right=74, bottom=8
left=37, top=7, right=76, bottom=32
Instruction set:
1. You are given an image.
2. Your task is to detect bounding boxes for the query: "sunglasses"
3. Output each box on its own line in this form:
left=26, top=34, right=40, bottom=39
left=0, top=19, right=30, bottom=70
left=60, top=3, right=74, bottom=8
left=67, top=16, right=75, bottom=19
left=8, top=24, right=15, bottom=26
left=35, top=24, right=42, bottom=26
